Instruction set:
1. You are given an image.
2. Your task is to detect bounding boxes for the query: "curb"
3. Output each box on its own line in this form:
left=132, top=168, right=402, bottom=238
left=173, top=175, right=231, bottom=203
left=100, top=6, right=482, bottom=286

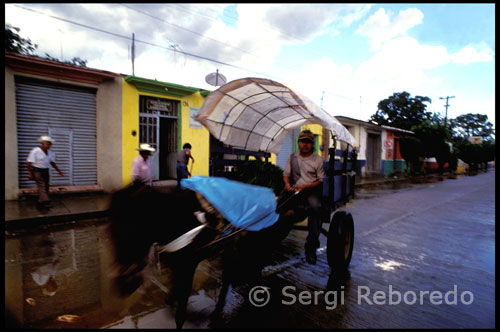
left=5, top=210, right=110, bottom=235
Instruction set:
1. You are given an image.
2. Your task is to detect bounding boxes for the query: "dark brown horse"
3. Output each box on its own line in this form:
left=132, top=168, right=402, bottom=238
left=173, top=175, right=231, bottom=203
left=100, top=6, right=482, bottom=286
left=107, top=182, right=297, bottom=328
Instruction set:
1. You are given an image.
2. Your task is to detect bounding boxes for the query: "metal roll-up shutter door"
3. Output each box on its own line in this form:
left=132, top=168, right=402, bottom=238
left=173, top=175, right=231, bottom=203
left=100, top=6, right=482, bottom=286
left=16, top=78, right=97, bottom=189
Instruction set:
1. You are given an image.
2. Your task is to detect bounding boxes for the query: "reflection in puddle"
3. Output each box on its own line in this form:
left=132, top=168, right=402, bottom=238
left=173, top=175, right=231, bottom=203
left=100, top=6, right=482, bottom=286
left=374, top=259, right=405, bottom=271
left=56, top=314, right=81, bottom=323
left=5, top=223, right=116, bottom=328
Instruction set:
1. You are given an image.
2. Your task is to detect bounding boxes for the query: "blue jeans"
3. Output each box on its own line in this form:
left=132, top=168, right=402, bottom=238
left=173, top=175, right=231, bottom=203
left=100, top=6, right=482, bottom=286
left=176, top=163, right=189, bottom=188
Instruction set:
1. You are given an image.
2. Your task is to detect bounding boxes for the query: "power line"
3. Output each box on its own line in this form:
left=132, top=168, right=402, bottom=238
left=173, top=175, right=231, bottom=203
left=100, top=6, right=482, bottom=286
left=120, top=4, right=259, bottom=60
left=9, top=3, right=375, bottom=109
left=9, top=4, right=279, bottom=79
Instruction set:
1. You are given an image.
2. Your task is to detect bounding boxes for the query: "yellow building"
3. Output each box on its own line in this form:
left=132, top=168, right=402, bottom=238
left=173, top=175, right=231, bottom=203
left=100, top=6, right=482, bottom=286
left=122, top=76, right=211, bottom=186
left=5, top=52, right=329, bottom=200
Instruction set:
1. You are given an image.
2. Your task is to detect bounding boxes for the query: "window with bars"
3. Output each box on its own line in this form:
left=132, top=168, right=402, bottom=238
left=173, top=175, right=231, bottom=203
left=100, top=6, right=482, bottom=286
left=139, top=116, right=157, bottom=149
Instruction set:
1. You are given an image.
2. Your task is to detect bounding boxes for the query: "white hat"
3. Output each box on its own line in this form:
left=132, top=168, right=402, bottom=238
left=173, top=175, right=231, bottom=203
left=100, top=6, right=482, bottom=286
left=38, top=136, right=55, bottom=143
left=137, top=143, right=155, bottom=153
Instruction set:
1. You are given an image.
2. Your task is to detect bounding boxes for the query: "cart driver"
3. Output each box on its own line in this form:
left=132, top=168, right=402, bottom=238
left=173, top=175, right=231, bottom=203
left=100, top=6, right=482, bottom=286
left=283, top=129, right=326, bottom=264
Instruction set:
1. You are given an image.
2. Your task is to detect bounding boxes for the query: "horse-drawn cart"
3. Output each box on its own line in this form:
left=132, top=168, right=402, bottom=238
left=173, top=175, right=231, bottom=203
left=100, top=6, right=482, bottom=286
left=174, top=77, right=358, bottom=271
left=109, top=77, right=359, bottom=328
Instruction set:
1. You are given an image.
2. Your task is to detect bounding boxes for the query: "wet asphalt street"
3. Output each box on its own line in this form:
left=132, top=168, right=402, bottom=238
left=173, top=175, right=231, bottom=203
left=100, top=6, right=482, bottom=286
left=5, top=170, right=495, bottom=329
left=198, top=170, right=495, bottom=329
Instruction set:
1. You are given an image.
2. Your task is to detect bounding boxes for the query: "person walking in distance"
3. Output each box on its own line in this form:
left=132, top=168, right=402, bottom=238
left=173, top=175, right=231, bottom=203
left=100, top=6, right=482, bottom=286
left=131, top=144, right=156, bottom=186
left=177, top=143, right=195, bottom=188
left=26, top=136, right=64, bottom=210
left=283, top=130, right=326, bottom=264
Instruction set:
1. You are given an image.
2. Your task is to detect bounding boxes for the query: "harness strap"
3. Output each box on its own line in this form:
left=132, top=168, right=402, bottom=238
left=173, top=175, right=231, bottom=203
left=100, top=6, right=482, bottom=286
left=156, top=189, right=300, bottom=254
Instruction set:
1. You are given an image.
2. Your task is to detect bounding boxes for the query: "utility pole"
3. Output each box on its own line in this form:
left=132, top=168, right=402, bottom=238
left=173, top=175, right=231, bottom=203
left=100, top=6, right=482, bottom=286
left=320, top=91, right=325, bottom=108
left=58, top=29, right=64, bottom=61
left=131, top=33, right=135, bottom=76
left=439, top=96, right=455, bottom=128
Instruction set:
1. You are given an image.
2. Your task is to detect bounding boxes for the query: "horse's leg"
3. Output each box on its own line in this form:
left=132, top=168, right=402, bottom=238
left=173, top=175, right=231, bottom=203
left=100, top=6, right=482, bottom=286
left=211, top=277, right=229, bottom=318
left=172, top=261, right=198, bottom=329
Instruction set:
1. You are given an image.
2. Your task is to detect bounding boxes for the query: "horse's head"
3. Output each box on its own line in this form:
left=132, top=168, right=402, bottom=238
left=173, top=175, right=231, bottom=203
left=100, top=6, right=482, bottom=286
left=107, top=183, right=203, bottom=296
left=108, top=183, right=160, bottom=295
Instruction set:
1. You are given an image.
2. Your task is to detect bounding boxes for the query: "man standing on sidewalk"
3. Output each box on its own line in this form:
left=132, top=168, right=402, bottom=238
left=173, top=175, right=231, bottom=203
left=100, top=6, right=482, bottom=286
left=26, top=136, right=64, bottom=210
left=283, top=129, right=326, bottom=264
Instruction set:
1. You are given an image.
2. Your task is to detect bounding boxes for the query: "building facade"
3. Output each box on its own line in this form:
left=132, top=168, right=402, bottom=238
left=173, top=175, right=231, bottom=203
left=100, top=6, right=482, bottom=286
left=121, top=76, right=210, bottom=186
left=5, top=53, right=122, bottom=200
left=335, top=116, right=412, bottom=177
left=6, top=53, right=413, bottom=201
left=5, top=53, right=211, bottom=200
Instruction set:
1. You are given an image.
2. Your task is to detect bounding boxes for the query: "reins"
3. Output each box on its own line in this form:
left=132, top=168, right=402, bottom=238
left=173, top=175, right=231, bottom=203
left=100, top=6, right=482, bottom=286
left=156, top=189, right=300, bottom=253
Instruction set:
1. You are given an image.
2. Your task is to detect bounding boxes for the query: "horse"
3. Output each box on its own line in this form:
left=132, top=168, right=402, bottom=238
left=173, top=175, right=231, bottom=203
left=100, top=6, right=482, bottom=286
left=107, top=181, right=299, bottom=328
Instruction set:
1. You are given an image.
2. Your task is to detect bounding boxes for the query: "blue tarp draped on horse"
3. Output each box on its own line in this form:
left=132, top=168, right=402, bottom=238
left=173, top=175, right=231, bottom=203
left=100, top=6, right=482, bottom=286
left=180, top=176, right=279, bottom=231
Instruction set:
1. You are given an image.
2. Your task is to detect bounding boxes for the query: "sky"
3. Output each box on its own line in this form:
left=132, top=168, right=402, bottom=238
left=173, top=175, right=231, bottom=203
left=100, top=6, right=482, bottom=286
left=5, top=3, right=495, bottom=129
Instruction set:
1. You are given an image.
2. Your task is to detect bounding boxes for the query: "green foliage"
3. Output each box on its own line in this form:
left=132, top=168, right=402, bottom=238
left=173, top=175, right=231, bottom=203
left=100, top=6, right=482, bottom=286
left=372, top=91, right=495, bottom=174
left=6, top=24, right=87, bottom=67
left=5, top=24, right=38, bottom=55
left=371, top=91, right=433, bottom=131
left=399, top=136, right=423, bottom=162
left=398, top=121, right=453, bottom=174
left=232, top=159, right=284, bottom=196
left=450, top=113, right=494, bottom=142
left=44, top=53, right=88, bottom=67
left=399, top=135, right=425, bottom=175
left=454, top=139, right=495, bottom=165
left=411, top=121, right=451, bottom=158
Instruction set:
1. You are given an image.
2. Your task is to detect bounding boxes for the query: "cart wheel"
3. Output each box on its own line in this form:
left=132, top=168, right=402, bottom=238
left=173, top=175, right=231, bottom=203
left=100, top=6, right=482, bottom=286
left=327, top=211, right=354, bottom=271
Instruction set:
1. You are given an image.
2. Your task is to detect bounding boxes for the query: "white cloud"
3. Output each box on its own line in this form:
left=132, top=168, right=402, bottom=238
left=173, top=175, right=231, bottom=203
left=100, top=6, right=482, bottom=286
left=5, top=3, right=495, bottom=128
left=451, top=45, right=494, bottom=65
left=356, top=8, right=424, bottom=51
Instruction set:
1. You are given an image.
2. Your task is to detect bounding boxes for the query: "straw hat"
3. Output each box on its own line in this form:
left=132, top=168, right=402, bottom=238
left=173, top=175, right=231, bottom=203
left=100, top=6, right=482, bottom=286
left=38, top=136, right=55, bottom=143
left=137, top=143, right=156, bottom=153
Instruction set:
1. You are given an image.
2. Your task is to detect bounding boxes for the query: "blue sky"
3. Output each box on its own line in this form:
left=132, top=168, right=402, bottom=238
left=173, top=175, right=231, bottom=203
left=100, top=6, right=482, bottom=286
left=5, top=3, right=495, bottom=128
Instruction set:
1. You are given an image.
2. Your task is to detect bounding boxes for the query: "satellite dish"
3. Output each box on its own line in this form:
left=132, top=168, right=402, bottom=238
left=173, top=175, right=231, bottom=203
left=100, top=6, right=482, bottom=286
left=205, top=69, right=227, bottom=87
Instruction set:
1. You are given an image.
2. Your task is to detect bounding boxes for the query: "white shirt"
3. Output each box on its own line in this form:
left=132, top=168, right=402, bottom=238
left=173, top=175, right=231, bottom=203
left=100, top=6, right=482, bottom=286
left=131, top=155, right=152, bottom=186
left=27, top=147, right=55, bottom=169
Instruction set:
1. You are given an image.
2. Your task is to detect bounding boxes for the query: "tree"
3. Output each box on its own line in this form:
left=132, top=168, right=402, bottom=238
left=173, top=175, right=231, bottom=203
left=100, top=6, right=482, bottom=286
left=399, top=135, right=425, bottom=175
left=371, top=91, right=433, bottom=131
left=451, top=113, right=495, bottom=142
left=400, top=120, right=453, bottom=175
left=45, top=53, right=88, bottom=67
left=6, top=24, right=88, bottom=67
left=5, top=24, right=38, bottom=55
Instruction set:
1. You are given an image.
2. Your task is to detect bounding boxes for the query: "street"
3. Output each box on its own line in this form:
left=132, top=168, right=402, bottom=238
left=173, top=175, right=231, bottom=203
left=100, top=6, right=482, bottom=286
left=5, top=170, right=495, bottom=328
left=202, top=170, right=495, bottom=329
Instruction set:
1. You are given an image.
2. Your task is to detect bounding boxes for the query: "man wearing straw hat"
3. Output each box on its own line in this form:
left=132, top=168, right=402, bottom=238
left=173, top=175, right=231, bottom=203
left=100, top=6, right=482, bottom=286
left=26, top=136, right=64, bottom=210
left=132, top=143, right=156, bottom=186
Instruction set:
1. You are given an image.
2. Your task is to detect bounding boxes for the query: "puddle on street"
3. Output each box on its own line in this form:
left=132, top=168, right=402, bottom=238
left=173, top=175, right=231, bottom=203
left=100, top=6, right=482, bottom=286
left=4, top=221, right=161, bottom=329
left=6, top=172, right=483, bottom=329
left=4, top=218, right=309, bottom=329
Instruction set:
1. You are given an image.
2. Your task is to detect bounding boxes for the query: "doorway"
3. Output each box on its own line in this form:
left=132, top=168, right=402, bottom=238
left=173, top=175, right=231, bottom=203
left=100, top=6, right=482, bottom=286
left=159, top=117, right=178, bottom=180
left=366, top=132, right=381, bottom=175
left=139, top=96, right=178, bottom=181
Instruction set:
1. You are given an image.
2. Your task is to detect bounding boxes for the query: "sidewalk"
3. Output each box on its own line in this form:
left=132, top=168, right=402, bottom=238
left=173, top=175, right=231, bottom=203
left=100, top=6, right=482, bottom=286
left=4, top=175, right=455, bottom=233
